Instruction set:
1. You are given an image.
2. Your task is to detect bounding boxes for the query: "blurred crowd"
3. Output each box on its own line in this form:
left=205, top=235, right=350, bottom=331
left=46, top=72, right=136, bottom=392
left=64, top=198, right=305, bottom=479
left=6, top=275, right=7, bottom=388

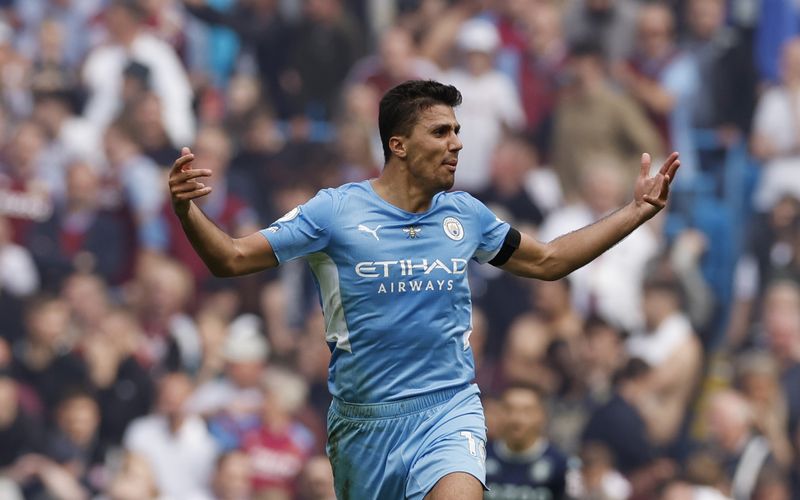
left=0, top=0, right=799, bottom=499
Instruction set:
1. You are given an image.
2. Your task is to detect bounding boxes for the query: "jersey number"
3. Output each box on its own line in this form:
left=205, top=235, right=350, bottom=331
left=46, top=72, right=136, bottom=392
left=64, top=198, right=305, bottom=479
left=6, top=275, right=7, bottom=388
left=460, top=431, right=486, bottom=460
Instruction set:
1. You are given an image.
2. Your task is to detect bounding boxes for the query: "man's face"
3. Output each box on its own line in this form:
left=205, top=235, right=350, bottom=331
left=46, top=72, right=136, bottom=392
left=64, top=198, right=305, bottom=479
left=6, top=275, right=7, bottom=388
left=501, top=388, right=545, bottom=448
left=400, top=104, right=463, bottom=193
left=638, top=6, right=674, bottom=58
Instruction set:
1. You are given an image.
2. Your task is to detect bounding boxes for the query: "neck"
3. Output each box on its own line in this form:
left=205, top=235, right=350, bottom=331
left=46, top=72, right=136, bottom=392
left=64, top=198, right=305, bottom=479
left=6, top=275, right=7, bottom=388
left=372, top=164, right=437, bottom=213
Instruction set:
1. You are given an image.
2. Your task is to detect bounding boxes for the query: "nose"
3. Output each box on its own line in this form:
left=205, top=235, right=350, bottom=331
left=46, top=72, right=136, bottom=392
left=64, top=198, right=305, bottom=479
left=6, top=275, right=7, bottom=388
left=450, top=132, right=463, bottom=152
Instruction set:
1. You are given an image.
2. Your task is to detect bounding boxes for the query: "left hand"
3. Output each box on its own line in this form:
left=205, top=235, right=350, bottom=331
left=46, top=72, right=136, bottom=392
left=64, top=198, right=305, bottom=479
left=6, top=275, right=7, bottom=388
left=634, top=151, right=680, bottom=218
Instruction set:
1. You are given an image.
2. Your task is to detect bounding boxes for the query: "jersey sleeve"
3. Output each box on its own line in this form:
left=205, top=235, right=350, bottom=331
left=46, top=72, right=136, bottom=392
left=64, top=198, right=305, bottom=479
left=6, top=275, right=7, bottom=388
left=259, top=189, right=335, bottom=264
left=469, top=195, right=511, bottom=264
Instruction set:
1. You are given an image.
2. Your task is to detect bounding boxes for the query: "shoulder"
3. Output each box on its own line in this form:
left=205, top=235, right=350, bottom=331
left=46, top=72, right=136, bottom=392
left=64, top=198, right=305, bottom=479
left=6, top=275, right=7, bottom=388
left=439, top=190, right=481, bottom=209
left=124, top=415, right=162, bottom=442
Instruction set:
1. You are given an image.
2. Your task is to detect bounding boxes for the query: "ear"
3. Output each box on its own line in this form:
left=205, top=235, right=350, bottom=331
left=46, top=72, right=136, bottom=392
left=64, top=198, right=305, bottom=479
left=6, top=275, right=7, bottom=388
left=389, top=136, right=406, bottom=159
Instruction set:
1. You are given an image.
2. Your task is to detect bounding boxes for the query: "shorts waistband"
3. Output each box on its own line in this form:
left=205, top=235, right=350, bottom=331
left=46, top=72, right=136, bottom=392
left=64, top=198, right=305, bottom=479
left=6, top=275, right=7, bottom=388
left=330, top=384, right=471, bottom=419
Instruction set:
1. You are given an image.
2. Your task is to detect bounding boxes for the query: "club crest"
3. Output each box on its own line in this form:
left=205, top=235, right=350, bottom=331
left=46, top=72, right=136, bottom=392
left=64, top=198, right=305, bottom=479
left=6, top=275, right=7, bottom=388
left=443, top=217, right=464, bottom=241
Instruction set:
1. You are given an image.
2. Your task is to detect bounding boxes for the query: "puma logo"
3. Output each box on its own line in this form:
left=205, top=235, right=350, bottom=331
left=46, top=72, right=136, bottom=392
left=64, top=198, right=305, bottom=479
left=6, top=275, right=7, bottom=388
left=357, top=224, right=382, bottom=241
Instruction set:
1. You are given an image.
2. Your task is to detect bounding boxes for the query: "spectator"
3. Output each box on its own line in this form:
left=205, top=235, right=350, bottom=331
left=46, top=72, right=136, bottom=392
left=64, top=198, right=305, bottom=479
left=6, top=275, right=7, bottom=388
left=81, top=316, right=154, bottom=447
left=281, top=0, right=364, bottom=119
left=26, top=159, right=130, bottom=287
left=626, top=270, right=703, bottom=446
left=208, top=450, right=253, bottom=500
left=539, top=163, right=661, bottom=332
left=0, top=121, right=55, bottom=244
left=616, top=2, right=700, bottom=184
left=100, top=451, right=163, bottom=500
left=438, top=17, right=525, bottom=192
left=126, top=91, right=181, bottom=168
left=751, top=38, right=800, bottom=212
left=477, top=134, right=556, bottom=229
left=581, top=314, right=629, bottom=402
left=82, top=0, right=195, bottom=147
left=0, top=215, right=39, bottom=342
left=552, top=40, right=663, bottom=197
left=43, top=390, right=106, bottom=495
left=102, top=119, right=166, bottom=251
left=14, top=0, right=101, bottom=69
left=188, top=314, right=269, bottom=450
left=682, top=0, right=758, bottom=140
left=60, top=272, right=111, bottom=335
left=347, top=25, right=438, bottom=97
left=123, top=371, right=218, bottom=498
left=11, top=295, right=88, bottom=418
left=563, top=0, right=639, bottom=63
left=568, top=442, right=632, bottom=500
left=183, top=0, right=293, bottom=117
left=582, top=359, right=676, bottom=498
left=482, top=314, right=556, bottom=397
left=735, top=351, right=794, bottom=470
left=128, top=253, right=201, bottom=371
left=705, top=389, right=786, bottom=500
left=241, top=367, right=313, bottom=498
left=0, top=371, right=44, bottom=470
left=758, top=281, right=800, bottom=452
left=726, top=196, right=800, bottom=348
left=484, top=384, right=569, bottom=499
left=515, top=0, right=569, bottom=149
left=30, top=89, right=103, bottom=168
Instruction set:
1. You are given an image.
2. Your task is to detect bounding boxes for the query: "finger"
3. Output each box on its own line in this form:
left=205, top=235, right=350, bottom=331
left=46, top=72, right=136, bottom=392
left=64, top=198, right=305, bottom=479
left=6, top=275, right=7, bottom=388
left=666, top=159, right=681, bottom=181
left=171, top=182, right=206, bottom=194
left=642, top=194, right=666, bottom=208
left=174, top=186, right=212, bottom=200
left=169, top=169, right=212, bottom=185
left=659, top=152, right=679, bottom=175
left=639, top=153, right=651, bottom=177
left=172, top=152, right=195, bottom=173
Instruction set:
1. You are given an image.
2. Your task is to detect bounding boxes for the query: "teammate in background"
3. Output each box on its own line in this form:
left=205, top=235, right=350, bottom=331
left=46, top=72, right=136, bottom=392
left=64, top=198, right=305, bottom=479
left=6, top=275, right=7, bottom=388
left=484, top=384, right=569, bottom=500
left=168, top=80, right=680, bottom=499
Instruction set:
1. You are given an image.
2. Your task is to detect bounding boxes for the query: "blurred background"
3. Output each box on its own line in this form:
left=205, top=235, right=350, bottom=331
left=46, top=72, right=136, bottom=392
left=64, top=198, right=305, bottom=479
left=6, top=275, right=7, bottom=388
left=0, top=0, right=797, bottom=499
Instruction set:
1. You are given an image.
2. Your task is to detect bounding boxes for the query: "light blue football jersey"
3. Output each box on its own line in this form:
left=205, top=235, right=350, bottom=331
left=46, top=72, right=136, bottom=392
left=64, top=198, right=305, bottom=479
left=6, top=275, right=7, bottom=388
left=260, top=180, right=509, bottom=403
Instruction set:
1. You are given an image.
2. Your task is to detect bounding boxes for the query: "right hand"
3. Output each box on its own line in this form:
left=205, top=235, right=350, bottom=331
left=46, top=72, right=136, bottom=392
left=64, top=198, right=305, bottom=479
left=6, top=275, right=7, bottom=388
left=169, top=146, right=213, bottom=215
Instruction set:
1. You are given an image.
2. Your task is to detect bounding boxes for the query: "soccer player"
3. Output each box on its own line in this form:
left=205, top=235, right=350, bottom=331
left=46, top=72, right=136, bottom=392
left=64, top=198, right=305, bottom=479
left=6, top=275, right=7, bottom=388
left=168, top=80, right=680, bottom=500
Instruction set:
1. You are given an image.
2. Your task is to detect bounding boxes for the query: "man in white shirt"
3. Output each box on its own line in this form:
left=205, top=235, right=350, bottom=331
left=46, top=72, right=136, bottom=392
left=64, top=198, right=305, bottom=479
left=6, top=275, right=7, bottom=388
left=123, top=372, right=218, bottom=498
left=438, top=18, right=525, bottom=192
left=82, top=0, right=195, bottom=147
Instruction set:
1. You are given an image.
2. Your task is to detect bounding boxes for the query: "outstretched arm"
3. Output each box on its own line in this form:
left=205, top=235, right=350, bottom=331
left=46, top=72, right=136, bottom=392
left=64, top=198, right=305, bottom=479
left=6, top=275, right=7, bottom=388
left=169, top=147, right=277, bottom=276
left=500, top=152, right=680, bottom=280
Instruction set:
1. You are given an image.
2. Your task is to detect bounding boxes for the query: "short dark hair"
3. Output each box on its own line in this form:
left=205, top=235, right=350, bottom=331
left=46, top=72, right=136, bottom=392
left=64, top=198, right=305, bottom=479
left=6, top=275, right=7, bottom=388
left=378, top=80, right=462, bottom=162
left=501, top=382, right=547, bottom=404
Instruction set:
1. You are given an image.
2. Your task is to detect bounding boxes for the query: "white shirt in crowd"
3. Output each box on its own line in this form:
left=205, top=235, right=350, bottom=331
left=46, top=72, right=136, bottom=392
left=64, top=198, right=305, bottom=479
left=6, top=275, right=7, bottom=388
left=82, top=31, right=195, bottom=147
left=438, top=69, right=525, bottom=192
left=123, top=414, right=218, bottom=498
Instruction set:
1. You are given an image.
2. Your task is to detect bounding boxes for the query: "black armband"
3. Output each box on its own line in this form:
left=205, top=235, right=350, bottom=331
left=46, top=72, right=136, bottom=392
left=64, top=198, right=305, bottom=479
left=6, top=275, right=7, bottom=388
left=489, top=227, right=521, bottom=267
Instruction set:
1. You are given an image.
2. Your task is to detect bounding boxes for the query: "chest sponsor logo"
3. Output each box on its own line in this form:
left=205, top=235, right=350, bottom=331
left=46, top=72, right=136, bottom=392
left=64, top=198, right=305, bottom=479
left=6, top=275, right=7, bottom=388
left=443, top=216, right=464, bottom=241
left=354, top=258, right=468, bottom=294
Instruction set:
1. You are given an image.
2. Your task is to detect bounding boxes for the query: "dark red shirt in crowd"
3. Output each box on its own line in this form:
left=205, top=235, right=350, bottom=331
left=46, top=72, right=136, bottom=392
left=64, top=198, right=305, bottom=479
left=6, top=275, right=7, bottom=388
left=241, top=423, right=311, bottom=495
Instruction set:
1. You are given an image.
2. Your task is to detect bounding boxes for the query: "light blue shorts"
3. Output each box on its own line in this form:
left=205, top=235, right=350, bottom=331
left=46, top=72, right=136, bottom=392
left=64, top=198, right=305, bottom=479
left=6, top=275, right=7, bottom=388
left=326, top=383, right=487, bottom=500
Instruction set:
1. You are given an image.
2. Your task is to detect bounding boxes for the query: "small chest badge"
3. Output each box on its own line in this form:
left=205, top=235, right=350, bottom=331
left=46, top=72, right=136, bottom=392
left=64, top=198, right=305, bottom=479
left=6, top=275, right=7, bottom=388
left=403, top=226, right=422, bottom=239
left=443, top=217, right=464, bottom=241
